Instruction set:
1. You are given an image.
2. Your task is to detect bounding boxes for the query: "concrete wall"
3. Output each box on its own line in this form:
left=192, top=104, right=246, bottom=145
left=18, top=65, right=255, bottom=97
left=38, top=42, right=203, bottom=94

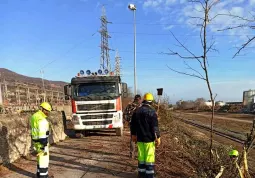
left=0, top=111, right=66, bottom=165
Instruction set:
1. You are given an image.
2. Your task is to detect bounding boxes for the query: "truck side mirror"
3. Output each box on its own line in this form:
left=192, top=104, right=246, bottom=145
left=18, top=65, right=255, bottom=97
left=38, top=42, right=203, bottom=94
left=64, top=85, right=71, bottom=100
left=122, top=83, right=128, bottom=93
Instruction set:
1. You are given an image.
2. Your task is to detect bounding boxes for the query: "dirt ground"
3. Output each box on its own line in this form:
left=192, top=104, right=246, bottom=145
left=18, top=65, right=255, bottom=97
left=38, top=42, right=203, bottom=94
left=0, top=129, right=137, bottom=178
left=1, top=110, right=254, bottom=178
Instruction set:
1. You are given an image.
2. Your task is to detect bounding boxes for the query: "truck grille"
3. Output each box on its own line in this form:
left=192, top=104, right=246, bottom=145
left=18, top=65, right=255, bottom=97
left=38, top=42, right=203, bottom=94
left=82, top=120, right=112, bottom=126
left=77, top=103, right=115, bottom=111
left=81, top=114, right=113, bottom=120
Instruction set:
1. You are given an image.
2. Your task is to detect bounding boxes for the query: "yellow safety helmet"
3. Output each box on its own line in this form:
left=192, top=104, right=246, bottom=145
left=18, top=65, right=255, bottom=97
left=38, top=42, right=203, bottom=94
left=229, top=149, right=239, bottom=157
left=40, top=102, right=52, bottom=112
left=143, top=93, right=154, bottom=101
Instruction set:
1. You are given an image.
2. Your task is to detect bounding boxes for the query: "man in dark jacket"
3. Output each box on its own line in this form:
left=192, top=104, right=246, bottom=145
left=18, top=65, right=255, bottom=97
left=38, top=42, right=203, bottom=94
left=124, top=94, right=142, bottom=158
left=131, top=93, right=161, bottom=178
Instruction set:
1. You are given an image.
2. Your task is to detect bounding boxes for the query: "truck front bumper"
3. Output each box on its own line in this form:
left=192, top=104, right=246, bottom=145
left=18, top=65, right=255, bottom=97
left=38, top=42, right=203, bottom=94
left=72, top=111, right=123, bottom=130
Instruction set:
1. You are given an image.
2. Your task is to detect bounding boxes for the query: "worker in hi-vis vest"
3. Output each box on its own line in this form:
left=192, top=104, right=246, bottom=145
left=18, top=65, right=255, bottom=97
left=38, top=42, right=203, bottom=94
left=131, top=93, right=161, bottom=178
left=30, top=102, right=52, bottom=178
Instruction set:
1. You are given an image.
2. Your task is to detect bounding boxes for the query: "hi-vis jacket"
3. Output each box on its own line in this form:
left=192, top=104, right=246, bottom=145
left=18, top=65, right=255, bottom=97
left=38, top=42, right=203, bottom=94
left=30, top=110, right=49, bottom=152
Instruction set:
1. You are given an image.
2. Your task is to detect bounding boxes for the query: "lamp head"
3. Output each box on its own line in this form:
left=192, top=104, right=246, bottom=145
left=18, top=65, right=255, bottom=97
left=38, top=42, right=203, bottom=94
left=128, top=4, right=136, bottom=11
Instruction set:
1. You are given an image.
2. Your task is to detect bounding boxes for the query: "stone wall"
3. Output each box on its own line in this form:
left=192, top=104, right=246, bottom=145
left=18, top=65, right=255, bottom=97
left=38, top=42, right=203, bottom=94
left=0, top=111, right=66, bottom=165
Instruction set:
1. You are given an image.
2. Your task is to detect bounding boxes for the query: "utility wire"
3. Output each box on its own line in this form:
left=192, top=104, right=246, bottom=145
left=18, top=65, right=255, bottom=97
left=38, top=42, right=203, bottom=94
left=39, top=39, right=88, bottom=71
left=110, top=31, right=255, bottom=37
left=118, top=50, right=255, bottom=58
left=111, top=22, right=253, bottom=26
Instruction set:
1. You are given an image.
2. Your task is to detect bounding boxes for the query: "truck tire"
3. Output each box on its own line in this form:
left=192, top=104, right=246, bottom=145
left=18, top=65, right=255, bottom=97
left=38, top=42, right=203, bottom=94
left=116, top=127, right=123, bottom=136
left=75, top=130, right=82, bottom=138
left=82, top=130, right=90, bottom=137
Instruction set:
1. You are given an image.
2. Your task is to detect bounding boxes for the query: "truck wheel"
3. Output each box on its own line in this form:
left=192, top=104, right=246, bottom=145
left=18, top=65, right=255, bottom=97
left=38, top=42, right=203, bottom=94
left=75, top=131, right=82, bottom=138
left=116, top=127, right=123, bottom=136
left=82, top=130, right=90, bottom=137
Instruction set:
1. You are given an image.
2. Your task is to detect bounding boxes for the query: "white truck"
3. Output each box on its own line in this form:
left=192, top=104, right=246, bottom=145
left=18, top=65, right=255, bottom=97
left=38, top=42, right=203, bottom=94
left=64, top=69, right=128, bottom=136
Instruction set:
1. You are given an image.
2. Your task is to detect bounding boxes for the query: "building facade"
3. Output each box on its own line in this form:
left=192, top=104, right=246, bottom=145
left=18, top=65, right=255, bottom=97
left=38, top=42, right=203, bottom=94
left=243, top=90, right=255, bottom=111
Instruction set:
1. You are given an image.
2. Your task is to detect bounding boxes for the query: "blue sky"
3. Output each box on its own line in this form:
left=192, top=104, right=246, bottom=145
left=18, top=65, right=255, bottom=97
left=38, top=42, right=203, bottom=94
left=1, top=0, right=255, bottom=103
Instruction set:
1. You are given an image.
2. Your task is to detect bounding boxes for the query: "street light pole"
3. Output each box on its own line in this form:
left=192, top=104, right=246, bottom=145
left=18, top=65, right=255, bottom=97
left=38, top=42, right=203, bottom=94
left=133, top=9, right=137, bottom=95
left=128, top=4, right=137, bottom=96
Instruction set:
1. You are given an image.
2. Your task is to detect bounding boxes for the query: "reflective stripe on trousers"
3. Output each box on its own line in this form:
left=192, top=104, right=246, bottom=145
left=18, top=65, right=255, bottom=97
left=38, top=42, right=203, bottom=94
left=137, top=142, right=155, bottom=178
left=36, top=144, right=49, bottom=178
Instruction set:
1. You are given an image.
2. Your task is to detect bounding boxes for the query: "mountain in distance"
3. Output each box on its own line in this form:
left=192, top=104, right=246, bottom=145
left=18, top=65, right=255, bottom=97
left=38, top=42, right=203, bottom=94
left=0, top=68, right=67, bottom=89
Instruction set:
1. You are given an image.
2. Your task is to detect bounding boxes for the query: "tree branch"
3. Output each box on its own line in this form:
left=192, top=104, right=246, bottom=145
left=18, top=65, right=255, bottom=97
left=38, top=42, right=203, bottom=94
left=170, top=31, right=206, bottom=70
left=214, top=11, right=255, bottom=57
left=217, top=24, right=248, bottom=32
left=170, top=31, right=200, bottom=58
left=200, top=21, right=205, bottom=53
left=206, top=41, right=218, bottom=54
left=166, top=65, right=206, bottom=80
left=188, top=0, right=205, bottom=10
left=165, top=49, right=202, bottom=59
left=215, top=166, right=225, bottom=178
left=190, top=16, right=205, bottom=21
left=220, top=13, right=255, bottom=22
left=183, top=61, right=205, bottom=79
left=208, top=0, right=220, bottom=11
left=233, top=36, right=255, bottom=58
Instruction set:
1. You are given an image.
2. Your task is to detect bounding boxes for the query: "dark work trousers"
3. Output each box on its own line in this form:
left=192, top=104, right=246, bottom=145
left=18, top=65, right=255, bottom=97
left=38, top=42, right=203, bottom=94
left=130, top=123, right=135, bottom=158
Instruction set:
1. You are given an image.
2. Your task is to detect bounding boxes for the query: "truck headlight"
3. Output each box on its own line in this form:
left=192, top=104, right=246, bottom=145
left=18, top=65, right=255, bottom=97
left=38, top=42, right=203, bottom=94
left=72, top=115, right=80, bottom=125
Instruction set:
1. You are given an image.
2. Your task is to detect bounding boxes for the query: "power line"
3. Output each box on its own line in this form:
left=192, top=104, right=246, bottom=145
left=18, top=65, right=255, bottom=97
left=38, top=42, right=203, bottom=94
left=39, top=56, right=98, bottom=80
left=39, top=38, right=89, bottom=71
left=118, top=50, right=255, bottom=58
left=122, top=66, right=255, bottom=70
left=138, top=56, right=255, bottom=60
left=36, top=35, right=254, bottom=72
left=110, top=31, right=255, bottom=37
left=112, top=22, right=253, bottom=26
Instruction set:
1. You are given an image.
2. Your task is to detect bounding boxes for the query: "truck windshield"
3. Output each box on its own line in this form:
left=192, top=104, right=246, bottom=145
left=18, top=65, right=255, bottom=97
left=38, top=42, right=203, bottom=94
left=73, top=82, right=119, bottom=98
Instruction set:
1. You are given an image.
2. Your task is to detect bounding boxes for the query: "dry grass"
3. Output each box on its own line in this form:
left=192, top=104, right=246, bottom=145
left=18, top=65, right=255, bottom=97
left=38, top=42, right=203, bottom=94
left=155, top=107, right=247, bottom=178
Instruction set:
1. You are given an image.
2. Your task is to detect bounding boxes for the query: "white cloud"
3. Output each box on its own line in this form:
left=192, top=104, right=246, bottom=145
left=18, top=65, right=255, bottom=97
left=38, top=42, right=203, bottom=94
left=143, top=0, right=253, bottom=48
left=164, top=25, right=174, bottom=30
left=143, top=0, right=177, bottom=11
left=250, top=0, right=255, bottom=5
left=143, top=0, right=163, bottom=8
left=166, top=0, right=177, bottom=5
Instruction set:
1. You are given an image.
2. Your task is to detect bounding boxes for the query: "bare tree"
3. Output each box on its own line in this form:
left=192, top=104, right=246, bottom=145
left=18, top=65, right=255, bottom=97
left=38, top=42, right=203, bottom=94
left=183, top=100, right=196, bottom=110
left=195, top=97, right=206, bottom=110
left=165, top=0, right=219, bottom=165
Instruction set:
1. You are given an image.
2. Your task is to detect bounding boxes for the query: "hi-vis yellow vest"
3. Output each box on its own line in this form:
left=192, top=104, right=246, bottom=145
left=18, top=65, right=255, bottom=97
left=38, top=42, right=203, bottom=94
left=30, top=110, right=49, bottom=141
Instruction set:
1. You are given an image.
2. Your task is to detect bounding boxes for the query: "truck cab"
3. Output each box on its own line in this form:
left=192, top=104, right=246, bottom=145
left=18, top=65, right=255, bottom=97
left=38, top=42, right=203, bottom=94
left=64, top=69, right=128, bottom=136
